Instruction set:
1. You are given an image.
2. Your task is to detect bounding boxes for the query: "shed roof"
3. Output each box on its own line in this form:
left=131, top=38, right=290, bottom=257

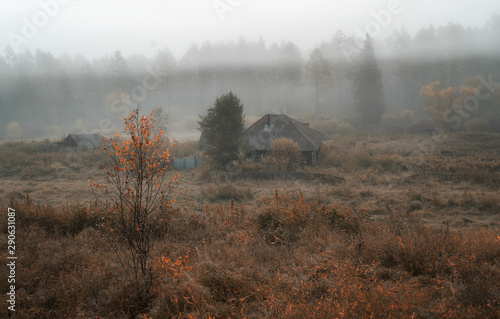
left=59, top=133, right=104, bottom=149
left=242, top=114, right=324, bottom=152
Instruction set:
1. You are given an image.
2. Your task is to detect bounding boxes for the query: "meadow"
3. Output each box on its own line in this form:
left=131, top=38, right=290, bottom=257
left=0, top=132, right=499, bottom=318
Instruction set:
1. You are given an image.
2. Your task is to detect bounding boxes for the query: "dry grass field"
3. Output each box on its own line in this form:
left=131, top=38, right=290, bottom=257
left=0, top=132, right=499, bottom=318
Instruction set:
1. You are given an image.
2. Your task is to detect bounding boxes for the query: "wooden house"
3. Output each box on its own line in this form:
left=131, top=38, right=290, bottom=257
left=242, top=114, right=324, bottom=165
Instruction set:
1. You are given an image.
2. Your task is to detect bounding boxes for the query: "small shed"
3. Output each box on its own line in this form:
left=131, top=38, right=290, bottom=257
left=58, top=133, right=104, bottom=149
left=242, top=114, right=324, bottom=165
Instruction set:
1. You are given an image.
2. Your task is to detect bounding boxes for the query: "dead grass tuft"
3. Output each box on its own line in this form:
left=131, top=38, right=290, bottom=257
left=200, top=182, right=253, bottom=202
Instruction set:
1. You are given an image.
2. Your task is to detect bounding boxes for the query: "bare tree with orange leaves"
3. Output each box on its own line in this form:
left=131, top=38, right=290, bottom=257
left=91, top=106, right=179, bottom=314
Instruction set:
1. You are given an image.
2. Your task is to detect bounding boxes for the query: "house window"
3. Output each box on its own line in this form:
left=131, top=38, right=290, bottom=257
left=264, top=124, right=274, bottom=132
left=254, top=155, right=261, bottom=163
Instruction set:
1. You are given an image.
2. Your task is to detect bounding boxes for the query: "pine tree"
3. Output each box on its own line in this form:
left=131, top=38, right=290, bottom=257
left=198, top=92, right=245, bottom=166
left=351, top=34, right=385, bottom=126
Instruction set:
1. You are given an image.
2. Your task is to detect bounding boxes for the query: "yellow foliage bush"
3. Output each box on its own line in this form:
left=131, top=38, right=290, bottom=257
left=262, top=137, right=301, bottom=171
left=7, top=122, right=22, bottom=139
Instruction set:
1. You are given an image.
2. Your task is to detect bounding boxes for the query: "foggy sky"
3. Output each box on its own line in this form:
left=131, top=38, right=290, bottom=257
left=1, top=0, right=499, bottom=59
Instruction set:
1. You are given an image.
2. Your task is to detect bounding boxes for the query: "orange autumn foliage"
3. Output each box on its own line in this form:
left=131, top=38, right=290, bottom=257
left=420, top=81, right=477, bottom=127
left=90, top=106, right=179, bottom=314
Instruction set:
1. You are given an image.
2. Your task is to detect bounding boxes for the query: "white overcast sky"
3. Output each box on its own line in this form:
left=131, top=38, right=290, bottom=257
left=0, top=0, right=499, bottom=59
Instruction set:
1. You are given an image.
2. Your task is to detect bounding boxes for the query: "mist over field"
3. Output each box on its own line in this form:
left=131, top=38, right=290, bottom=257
left=0, top=0, right=499, bottom=140
left=2, top=2, right=500, bottom=318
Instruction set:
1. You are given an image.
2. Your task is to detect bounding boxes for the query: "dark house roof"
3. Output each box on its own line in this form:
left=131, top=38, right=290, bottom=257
left=243, top=114, right=324, bottom=152
left=58, top=133, right=104, bottom=149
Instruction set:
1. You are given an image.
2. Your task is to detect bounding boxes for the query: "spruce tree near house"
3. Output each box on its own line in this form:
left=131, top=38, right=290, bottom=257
left=199, top=92, right=245, bottom=167
left=351, top=34, right=385, bottom=127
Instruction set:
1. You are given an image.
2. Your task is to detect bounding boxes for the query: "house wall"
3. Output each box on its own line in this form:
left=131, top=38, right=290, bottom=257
left=299, top=151, right=317, bottom=166
left=246, top=150, right=319, bottom=166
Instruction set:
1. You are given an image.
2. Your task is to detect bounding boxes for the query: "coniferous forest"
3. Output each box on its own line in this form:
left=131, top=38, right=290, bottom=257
left=1, top=17, right=500, bottom=139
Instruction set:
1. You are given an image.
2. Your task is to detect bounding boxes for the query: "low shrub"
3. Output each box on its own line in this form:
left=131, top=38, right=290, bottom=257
left=6, top=122, right=22, bottom=139
left=335, top=122, right=356, bottom=135
left=480, top=193, right=500, bottom=209
left=381, top=110, right=415, bottom=132
left=0, top=140, right=106, bottom=179
left=8, top=196, right=98, bottom=236
left=201, top=182, right=253, bottom=202
left=318, top=144, right=340, bottom=167
left=234, top=156, right=261, bottom=172
left=311, top=118, right=339, bottom=135
left=257, top=192, right=366, bottom=244
left=338, top=149, right=373, bottom=171
left=262, top=137, right=301, bottom=171
left=465, top=118, right=490, bottom=132
left=373, top=153, right=402, bottom=173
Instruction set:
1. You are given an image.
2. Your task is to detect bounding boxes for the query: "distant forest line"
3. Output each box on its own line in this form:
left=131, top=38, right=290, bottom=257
left=1, top=17, right=500, bottom=139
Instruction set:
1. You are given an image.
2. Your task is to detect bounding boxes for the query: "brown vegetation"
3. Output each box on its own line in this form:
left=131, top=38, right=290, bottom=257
left=262, top=137, right=301, bottom=171
left=1, top=132, right=499, bottom=318
left=2, top=188, right=499, bottom=318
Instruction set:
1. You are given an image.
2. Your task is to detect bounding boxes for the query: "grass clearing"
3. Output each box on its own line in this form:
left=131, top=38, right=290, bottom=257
left=0, top=133, right=499, bottom=317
